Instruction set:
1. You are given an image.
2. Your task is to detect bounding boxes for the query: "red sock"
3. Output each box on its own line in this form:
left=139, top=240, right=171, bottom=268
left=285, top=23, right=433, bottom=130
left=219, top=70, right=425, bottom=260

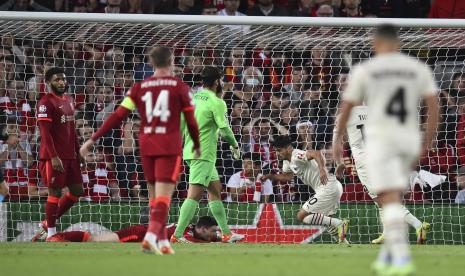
left=45, top=196, right=59, bottom=228
left=60, top=231, right=90, bottom=242
left=147, top=196, right=171, bottom=240
left=56, top=192, right=79, bottom=219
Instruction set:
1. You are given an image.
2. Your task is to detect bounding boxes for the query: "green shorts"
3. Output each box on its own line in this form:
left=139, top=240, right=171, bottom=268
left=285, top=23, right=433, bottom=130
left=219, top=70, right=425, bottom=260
left=185, top=159, right=219, bottom=187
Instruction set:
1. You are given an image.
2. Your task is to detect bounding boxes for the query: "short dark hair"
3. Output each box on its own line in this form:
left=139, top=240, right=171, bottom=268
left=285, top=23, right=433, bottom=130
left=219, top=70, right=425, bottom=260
left=272, top=135, right=293, bottom=149
left=201, top=66, right=223, bottom=86
left=45, top=67, right=65, bottom=82
left=243, top=152, right=262, bottom=166
left=375, top=24, right=399, bottom=41
left=149, top=46, right=172, bottom=68
left=196, top=216, right=218, bottom=228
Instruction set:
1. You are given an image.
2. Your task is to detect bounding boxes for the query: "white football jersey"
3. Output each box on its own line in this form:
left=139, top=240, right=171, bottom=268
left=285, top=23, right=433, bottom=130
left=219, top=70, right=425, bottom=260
left=346, top=105, right=368, bottom=162
left=344, top=52, right=437, bottom=143
left=282, top=149, right=336, bottom=191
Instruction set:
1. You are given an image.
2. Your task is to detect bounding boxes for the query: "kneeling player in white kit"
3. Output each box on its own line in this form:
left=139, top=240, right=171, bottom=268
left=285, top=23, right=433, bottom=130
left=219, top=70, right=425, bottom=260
left=333, top=24, right=439, bottom=275
left=262, top=135, right=349, bottom=243
left=333, top=105, right=430, bottom=244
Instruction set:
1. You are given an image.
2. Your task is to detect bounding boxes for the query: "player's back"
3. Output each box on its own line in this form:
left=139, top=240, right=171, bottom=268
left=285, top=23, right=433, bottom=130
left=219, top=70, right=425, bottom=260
left=354, top=52, right=436, bottom=143
left=127, top=76, right=192, bottom=156
left=183, top=88, right=224, bottom=162
left=346, top=105, right=368, bottom=156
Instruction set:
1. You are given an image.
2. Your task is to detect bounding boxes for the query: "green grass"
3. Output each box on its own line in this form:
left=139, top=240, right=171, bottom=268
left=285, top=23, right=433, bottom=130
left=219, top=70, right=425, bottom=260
left=0, top=243, right=463, bottom=276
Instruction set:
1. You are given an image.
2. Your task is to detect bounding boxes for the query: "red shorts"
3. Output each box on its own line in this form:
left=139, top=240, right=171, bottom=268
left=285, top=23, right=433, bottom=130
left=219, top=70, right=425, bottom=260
left=39, top=159, right=82, bottom=188
left=141, top=155, right=182, bottom=183
left=115, top=225, right=148, bottom=243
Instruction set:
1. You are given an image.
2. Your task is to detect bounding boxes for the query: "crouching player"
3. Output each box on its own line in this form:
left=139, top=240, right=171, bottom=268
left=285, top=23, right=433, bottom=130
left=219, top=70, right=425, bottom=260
left=262, top=136, right=349, bottom=243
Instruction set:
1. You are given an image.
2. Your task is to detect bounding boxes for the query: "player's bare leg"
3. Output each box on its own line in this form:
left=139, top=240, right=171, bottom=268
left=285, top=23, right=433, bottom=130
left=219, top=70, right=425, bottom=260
left=297, top=209, right=349, bottom=243
left=142, top=181, right=176, bottom=255
left=372, top=190, right=415, bottom=275
left=207, top=181, right=244, bottom=243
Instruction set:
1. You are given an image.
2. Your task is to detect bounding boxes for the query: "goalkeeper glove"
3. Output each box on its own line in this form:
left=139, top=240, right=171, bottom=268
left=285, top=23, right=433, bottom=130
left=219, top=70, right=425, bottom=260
left=230, top=145, right=241, bottom=160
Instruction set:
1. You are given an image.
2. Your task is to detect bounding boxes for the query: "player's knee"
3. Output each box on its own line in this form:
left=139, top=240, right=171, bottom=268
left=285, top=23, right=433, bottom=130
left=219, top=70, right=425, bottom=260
left=69, top=185, right=84, bottom=197
left=48, top=187, right=62, bottom=198
left=296, top=210, right=307, bottom=222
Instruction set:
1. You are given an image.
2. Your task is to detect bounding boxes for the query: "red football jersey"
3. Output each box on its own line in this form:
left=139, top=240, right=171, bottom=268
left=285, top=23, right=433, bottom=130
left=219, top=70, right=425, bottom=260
left=36, top=93, right=78, bottom=160
left=115, top=223, right=214, bottom=243
left=126, top=76, right=193, bottom=156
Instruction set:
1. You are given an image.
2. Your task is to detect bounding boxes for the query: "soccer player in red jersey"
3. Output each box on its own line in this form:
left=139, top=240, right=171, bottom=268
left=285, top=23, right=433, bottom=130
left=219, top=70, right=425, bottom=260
left=47, top=216, right=220, bottom=243
left=80, top=46, right=200, bottom=255
left=33, top=67, right=84, bottom=241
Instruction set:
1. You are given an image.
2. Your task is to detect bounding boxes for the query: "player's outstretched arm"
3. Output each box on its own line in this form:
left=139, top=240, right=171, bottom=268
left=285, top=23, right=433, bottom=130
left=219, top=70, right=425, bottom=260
left=306, top=150, right=328, bottom=185
left=332, top=101, right=355, bottom=169
left=214, top=100, right=240, bottom=159
left=421, top=95, right=440, bottom=155
left=332, top=115, right=347, bottom=178
left=261, top=172, right=294, bottom=182
left=80, top=104, right=131, bottom=158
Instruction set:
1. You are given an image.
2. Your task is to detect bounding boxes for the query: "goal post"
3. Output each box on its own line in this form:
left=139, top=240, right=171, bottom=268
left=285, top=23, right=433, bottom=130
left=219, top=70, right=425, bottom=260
left=1, top=12, right=464, bottom=244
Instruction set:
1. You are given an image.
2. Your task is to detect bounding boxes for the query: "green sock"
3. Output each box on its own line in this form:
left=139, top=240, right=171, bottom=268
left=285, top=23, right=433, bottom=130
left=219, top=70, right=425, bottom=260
left=208, top=200, right=231, bottom=235
left=174, top=198, right=199, bottom=238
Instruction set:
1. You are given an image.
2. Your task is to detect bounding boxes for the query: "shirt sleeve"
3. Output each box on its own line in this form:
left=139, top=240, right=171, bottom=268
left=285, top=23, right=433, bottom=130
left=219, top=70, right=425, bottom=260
left=123, top=82, right=140, bottom=109
left=179, top=83, right=194, bottom=111
left=420, top=64, right=438, bottom=97
left=227, top=172, right=241, bottom=188
left=343, top=65, right=365, bottom=104
left=262, top=179, right=273, bottom=195
left=36, top=98, right=54, bottom=122
left=282, top=160, right=292, bottom=173
left=213, top=99, right=229, bottom=129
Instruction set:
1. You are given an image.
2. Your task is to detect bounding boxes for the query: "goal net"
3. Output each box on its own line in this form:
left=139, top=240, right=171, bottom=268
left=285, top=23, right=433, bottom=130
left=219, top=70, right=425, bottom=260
left=1, top=14, right=464, bottom=244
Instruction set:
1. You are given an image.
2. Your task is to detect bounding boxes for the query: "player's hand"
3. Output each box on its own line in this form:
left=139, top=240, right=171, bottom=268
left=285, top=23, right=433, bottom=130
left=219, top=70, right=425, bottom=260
left=51, top=156, right=65, bottom=173
left=335, top=163, right=346, bottom=179
left=230, top=145, right=241, bottom=160
left=192, top=146, right=201, bottom=159
left=260, top=174, right=273, bottom=181
left=80, top=139, right=95, bottom=159
left=332, top=142, right=343, bottom=167
left=319, top=169, right=328, bottom=185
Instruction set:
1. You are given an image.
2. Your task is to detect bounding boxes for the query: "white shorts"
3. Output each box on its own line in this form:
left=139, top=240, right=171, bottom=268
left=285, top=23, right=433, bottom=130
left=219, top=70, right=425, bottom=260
left=353, top=158, right=377, bottom=199
left=302, top=180, right=343, bottom=216
left=366, top=138, right=420, bottom=195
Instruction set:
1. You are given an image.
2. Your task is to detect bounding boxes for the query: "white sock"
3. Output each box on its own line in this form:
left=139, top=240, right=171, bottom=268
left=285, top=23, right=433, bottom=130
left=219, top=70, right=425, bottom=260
left=378, top=207, right=384, bottom=234
left=158, top=239, right=170, bottom=247
left=303, top=213, right=341, bottom=228
left=144, top=231, right=157, bottom=244
left=383, top=203, right=411, bottom=266
left=47, top=227, right=56, bottom=238
left=402, top=205, right=422, bottom=229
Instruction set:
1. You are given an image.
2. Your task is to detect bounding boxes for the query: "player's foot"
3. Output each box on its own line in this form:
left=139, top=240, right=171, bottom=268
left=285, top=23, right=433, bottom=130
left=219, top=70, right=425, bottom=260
left=222, top=232, right=245, bottom=243
left=337, top=219, right=349, bottom=243
left=158, top=240, right=175, bottom=255
left=31, top=220, right=48, bottom=242
left=416, top=222, right=430, bottom=244
left=141, top=232, right=162, bottom=255
left=386, top=262, right=416, bottom=276
left=371, top=260, right=390, bottom=276
left=170, top=235, right=191, bottom=243
left=372, top=234, right=385, bottom=244
left=46, top=234, right=67, bottom=242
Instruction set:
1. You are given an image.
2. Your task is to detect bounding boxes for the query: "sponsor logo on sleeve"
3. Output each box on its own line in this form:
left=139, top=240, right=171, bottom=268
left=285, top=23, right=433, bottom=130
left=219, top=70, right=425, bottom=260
left=39, top=105, right=46, bottom=113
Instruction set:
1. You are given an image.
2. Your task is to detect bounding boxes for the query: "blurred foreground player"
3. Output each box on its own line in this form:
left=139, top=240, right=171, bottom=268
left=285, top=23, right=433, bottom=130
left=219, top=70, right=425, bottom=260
left=0, top=169, right=8, bottom=202
left=46, top=216, right=220, bottom=243
left=333, top=24, right=439, bottom=275
left=32, top=68, right=84, bottom=241
left=80, top=46, right=200, bottom=255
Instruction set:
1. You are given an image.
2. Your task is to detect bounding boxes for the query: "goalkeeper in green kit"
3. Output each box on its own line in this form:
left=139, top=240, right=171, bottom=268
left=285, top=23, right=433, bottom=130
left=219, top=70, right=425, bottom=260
left=171, top=67, right=245, bottom=243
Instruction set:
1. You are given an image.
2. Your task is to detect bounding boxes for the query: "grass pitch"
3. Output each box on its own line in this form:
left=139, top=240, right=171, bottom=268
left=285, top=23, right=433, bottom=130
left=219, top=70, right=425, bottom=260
left=0, top=243, right=463, bottom=276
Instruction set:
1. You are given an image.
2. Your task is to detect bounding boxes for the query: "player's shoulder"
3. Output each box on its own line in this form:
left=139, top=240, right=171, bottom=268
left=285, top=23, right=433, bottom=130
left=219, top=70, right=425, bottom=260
left=291, top=149, right=307, bottom=160
left=37, top=94, right=55, bottom=108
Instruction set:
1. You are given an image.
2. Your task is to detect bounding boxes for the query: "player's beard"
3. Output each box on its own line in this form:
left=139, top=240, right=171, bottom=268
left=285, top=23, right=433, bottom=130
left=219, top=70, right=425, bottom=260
left=50, top=83, right=68, bottom=96
left=216, top=82, right=223, bottom=97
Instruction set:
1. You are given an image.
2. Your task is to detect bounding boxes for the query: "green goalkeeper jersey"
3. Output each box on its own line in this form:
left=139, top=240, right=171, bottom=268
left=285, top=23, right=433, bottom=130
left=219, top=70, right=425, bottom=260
left=182, top=88, right=237, bottom=162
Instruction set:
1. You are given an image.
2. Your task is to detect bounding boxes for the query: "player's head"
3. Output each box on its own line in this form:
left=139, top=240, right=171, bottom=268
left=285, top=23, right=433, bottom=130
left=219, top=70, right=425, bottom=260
left=272, top=135, right=294, bottom=161
left=148, top=46, right=173, bottom=70
left=194, top=216, right=219, bottom=242
left=373, top=24, right=400, bottom=55
left=45, top=67, right=67, bottom=95
left=201, top=66, right=224, bottom=96
left=243, top=152, right=263, bottom=177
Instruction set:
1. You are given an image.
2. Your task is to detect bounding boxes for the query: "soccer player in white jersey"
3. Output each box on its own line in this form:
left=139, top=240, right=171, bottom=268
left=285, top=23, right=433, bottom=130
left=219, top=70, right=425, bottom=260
left=333, top=105, right=430, bottom=245
left=262, top=135, right=349, bottom=243
left=333, top=24, right=439, bottom=275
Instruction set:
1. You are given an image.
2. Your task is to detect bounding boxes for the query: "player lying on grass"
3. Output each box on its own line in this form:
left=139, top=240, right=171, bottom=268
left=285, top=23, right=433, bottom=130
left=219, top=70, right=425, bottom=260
left=172, top=67, right=244, bottom=243
left=45, top=216, right=220, bottom=243
left=262, top=135, right=349, bottom=243
left=333, top=105, right=431, bottom=245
